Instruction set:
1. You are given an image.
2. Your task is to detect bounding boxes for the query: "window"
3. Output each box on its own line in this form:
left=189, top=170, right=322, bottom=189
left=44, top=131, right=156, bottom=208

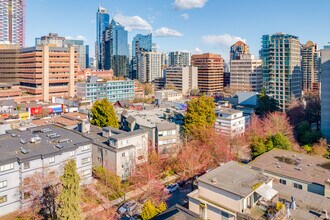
left=0, top=195, right=7, bottom=204
left=0, top=163, right=14, bottom=172
left=69, top=151, right=75, bottom=157
left=294, top=183, right=302, bottom=190
left=122, top=152, right=126, bottom=157
left=81, top=157, right=91, bottom=165
left=23, top=162, right=30, bottom=169
left=0, top=180, right=7, bottom=189
left=81, top=145, right=91, bottom=151
left=221, top=211, right=229, bottom=220
left=81, top=169, right=91, bottom=177
left=279, top=179, right=286, bottom=185
left=49, top=157, right=55, bottom=164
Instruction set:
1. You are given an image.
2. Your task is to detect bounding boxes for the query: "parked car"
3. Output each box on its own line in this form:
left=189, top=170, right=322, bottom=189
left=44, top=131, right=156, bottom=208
left=178, top=179, right=187, bottom=188
left=164, top=183, right=179, bottom=193
left=117, top=200, right=138, bottom=214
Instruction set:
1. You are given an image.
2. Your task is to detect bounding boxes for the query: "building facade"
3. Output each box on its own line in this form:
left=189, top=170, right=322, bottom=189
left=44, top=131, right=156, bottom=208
left=19, top=45, right=78, bottom=102
left=0, top=44, right=20, bottom=84
left=301, top=41, right=320, bottom=92
left=230, top=54, right=262, bottom=92
left=215, top=108, right=245, bottom=136
left=191, top=53, right=224, bottom=95
left=96, top=7, right=110, bottom=69
left=321, top=45, right=330, bottom=142
left=168, top=51, right=191, bottom=67
left=165, top=66, right=198, bottom=95
left=138, top=52, right=162, bottom=83
left=0, top=0, right=25, bottom=47
left=260, top=33, right=302, bottom=111
left=76, top=76, right=134, bottom=103
left=0, top=125, right=93, bottom=217
left=103, top=20, right=129, bottom=77
left=230, top=41, right=250, bottom=60
left=131, top=34, right=152, bottom=79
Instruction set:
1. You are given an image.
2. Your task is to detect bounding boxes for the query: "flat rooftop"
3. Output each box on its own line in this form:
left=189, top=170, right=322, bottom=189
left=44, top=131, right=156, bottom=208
left=0, top=125, right=92, bottom=165
left=215, top=108, right=243, bottom=115
left=249, top=149, right=330, bottom=185
left=198, top=161, right=271, bottom=198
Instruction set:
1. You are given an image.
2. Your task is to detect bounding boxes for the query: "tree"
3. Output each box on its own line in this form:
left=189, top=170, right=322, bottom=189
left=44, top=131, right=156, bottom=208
left=57, top=160, right=82, bottom=220
left=164, top=83, right=177, bottom=91
left=270, top=132, right=292, bottom=150
left=91, top=98, right=119, bottom=128
left=287, top=100, right=306, bottom=127
left=263, top=112, right=295, bottom=143
left=256, top=88, right=279, bottom=116
left=305, top=92, right=321, bottom=129
left=312, top=138, right=329, bottom=157
left=144, top=83, right=153, bottom=96
left=250, top=136, right=267, bottom=157
left=140, top=199, right=158, bottom=220
left=190, top=89, right=200, bottom=96
left=183, top=95, right=216, bottom=138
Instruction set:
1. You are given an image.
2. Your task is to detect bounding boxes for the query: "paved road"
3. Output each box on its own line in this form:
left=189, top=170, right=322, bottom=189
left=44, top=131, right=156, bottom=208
left=166, top=184, right=193, bottom=208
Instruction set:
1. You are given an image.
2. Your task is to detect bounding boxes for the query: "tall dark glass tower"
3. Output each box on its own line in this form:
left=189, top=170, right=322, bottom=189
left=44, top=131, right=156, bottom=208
left=131, top=34, right=152, bottom=79
left=96, top=6, right=110, bottom=69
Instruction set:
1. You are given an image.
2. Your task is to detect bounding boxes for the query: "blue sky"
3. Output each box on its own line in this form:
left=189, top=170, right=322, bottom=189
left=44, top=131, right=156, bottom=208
left=27, top=0, right=330, bottom=61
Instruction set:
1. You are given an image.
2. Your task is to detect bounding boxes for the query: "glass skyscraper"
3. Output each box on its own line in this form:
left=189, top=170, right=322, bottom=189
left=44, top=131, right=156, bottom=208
left=260, top=32, right=302, bottom=111
left=96, top=7, right=110, bottom=69
left=103, top=20, right=129, bottom=77
left=131, top=34, right=152, bottom=79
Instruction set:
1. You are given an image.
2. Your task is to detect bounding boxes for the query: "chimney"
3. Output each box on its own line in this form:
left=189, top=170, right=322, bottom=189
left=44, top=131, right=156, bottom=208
left=78, top=119, right=90, bottom=133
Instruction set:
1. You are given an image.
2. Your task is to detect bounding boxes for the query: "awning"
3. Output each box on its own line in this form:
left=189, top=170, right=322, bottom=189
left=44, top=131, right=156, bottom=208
left=52, top=107, right=63, bottom=113
left=256, top=184, right=278, bottom=201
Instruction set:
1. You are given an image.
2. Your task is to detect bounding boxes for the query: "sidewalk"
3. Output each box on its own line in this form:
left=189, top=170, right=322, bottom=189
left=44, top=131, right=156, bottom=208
left=83, top=174, right=179, bottom=218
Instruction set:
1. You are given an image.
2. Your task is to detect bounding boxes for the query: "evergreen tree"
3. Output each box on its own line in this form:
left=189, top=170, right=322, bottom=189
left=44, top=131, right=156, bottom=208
left=91, top=98, right=119, bottom=128
left=141, top=199, right=158, bottom=220
left=57, top=160, right=82, bottom=220
left=256, top=88, right=279, bottom=116
left=183, top=95, right=216, bottom=138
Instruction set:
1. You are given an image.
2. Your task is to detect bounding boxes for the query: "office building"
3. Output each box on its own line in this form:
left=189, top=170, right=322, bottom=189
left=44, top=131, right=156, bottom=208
left=19, top=45, right=78, bottom=102
left=301, top=41, right=320, bottom=92
left=191, top=53, right=224, bottom=95
left=230, top=53, right=262, bottom=92
left=36, top=33, right=65, bottom=47
left=65, top=39, right=87, bottom=70
left=0, top=0, right=25, bottom=47
left=103, top=20, right=129, bottom=77
left=230, top=41, right=250, bottom=60
left=260, top=33, right=301, bottom=111
left=321, top=45, right=330, bottom=142
left=76, top=76, right=135, bottom=103
left=0, top=125, right=93, bottom=217
left=138, top=52, right=162, bottom=82
left=0, top=44, right=19, bottom=84
left=168, top=51, right=191, bottom=67
left=165, top=66, right=198, bottom=95
left=131, top=34, right=152, bottom=79
left=85, top=45, right=90, bottom=68
left=96, top=6, right=110, bottom=69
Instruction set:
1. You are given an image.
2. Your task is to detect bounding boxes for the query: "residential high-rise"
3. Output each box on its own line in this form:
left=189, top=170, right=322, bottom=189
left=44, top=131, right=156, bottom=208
left=65, top=39, right=87, bottom=69
left=230, top=41, right=250, bottom=60
left=165, top=66, right=198, bottom=95
left=0, top=44, right=20, bottom=84
left=230, top=53, right=262, bottom=92
left=191, top=53, right=224, bottom=95
left=168, top=51, right=191, bottom=67
left=19, top=45, right=78, bottom=101
left=301, top=41, right=321, bottom=92
left=138, top=52, right=162, bottom=83
left=0, top=0, right=25, bottom=47
left=96, top=7, right=110, bottom=69
left=260, top=33, right=302, bottom=111
left=103, top=20, right=129, bottom=77
left=321, top=45, right=330, bottom=142
left=131, top=34, right=152, bottom=79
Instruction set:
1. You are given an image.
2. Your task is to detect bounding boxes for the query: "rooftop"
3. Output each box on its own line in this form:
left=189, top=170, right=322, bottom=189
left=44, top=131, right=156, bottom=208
left=0, top=125, right=92, bottom=165
left=152, top=204, right=199, bottom=220
left=198, top=161, right=272, bottom=198
left=216, top=108, right=243, bottom=115
left=249, top=149, right=330, bottom=185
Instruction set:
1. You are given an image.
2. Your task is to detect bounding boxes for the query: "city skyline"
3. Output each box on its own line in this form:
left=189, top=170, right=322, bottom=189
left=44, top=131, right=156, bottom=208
left=26, top=0, right=330, bottom=61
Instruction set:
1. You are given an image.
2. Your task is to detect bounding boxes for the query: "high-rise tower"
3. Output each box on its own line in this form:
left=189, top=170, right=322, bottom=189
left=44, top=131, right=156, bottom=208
left=96, top=6, right=110, bottom=69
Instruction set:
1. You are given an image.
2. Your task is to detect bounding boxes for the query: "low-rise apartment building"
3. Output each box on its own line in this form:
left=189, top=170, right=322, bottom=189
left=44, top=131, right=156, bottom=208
left=77, top=76, right=135, bottom=103
left=188, top=161, right=278, bottom=220
left=215, top=108, right=245, bottom=136
left=249, top=149, right=330, bottom=198
left=155, top=90, right=183, bottom=105
left=0, top=125, right=93, bottom=217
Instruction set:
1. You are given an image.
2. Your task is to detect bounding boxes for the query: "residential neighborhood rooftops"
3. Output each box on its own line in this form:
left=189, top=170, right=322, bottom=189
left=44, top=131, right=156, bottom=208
left=249, top=149, right=330, bottom=186
left=198, top=161, right=272, bottom=197
left=152, top=204, right=200, bottom=220
left=0, top=125, right=92, bottom=165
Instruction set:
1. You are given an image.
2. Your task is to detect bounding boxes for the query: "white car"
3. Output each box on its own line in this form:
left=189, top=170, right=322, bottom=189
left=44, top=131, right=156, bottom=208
left=164, top=183, right=179, bottom=193
left=117, top=200, right=138, bottom=214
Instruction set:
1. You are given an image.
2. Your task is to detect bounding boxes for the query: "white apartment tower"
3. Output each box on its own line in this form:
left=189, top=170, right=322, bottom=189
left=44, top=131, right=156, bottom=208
left=138, top=52, right=162, bottom=83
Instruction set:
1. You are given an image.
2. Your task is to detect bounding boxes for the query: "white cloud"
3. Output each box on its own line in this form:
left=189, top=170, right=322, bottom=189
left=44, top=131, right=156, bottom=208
left=65, top=35, right=87, bottom=42
left=153, top=27, right=183, bottom=37
left=174, top=0, right=208, bottom=10
left=180, top=13, right=190, bottom=20
left=113, top=14, right=152, bottom=32
left=202, top=34, right=246, bottom=47
left=194, top=47, right=202, bottom=54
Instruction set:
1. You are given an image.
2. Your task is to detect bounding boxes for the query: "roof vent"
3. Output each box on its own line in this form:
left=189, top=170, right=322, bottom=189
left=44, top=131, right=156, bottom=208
left=55, top=144, right=64, bottom=149
left=30, top=136, right=41, bottom=144
left=11, top=133, right=17, bottom=138
left=20, top=147, right=29, bottom=154
left=211, top=177, right=217, bottom=184
left=307, top=163, right=312, bottom=166
left=294, top=167, right=302, bottom=171
left=276, top=165, right=281, bottom=168
left=41, top=128, right=52, bottom=133
left=58, top=139, right=70, bottom=143
left=20, top=139, right=27, bottom=144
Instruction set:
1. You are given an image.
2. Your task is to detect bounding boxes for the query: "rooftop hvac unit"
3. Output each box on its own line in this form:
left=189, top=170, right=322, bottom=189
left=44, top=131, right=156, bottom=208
left=20, top=147, right=29, bottom=154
